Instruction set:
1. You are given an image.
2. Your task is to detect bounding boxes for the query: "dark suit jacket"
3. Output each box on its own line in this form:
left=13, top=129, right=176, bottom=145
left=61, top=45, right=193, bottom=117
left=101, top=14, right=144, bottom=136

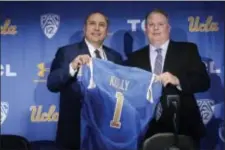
left=47, top=40, right=122, bottom=149
left=126, top=40, right=210, bottom=142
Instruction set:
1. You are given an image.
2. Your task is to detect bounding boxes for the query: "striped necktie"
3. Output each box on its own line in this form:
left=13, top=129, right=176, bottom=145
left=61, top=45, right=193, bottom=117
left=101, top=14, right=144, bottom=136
left=94, top=49, right=101, bottom=59
left=153, top=48, right=163, bottom=75
left=153, top=48, right=163, bottom=121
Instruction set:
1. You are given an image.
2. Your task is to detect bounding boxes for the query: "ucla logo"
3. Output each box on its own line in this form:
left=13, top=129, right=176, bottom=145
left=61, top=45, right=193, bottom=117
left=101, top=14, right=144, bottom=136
left=218, top=122, right=224, bottom=143
left=188, top=16, right=219, bottom=32
left=0, top=19, right=17, bottom=35
left=30, top=105, right=58, bottom=122
left=1, top=101, right=9, bottom=125
left=40, top=13, right=60, bottom=39
left=197, top=99, right=215, bottom=125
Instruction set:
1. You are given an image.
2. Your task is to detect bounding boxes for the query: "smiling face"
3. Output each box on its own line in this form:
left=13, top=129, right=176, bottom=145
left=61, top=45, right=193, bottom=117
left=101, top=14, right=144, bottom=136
left=145, top=12, right=171, bottom=47
left=84, top=12, right=108, bottom=48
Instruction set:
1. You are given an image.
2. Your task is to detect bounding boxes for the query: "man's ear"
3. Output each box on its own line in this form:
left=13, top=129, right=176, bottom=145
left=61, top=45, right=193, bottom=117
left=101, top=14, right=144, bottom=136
left=144, top=24, right=148, bottom=34
left=83, top=26, right=86, bottom=33
left=106, top=27, right=110, bottom=36
left=168, top=24, right=171, bottom=33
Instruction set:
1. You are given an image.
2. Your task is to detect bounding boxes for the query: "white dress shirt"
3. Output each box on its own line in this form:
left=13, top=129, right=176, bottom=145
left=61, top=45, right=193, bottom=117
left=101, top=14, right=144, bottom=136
left=149, top=40, right=181, bottom=90
left=149, top=40, right=170, bottom=72
left=85, top=38, right=107, bottom=60
left=69, top=39, right=107, bottom=77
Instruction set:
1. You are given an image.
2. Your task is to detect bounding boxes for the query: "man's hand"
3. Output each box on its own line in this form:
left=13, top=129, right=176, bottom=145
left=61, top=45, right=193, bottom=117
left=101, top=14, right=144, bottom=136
left=157, top=72, right=180, bottom=87
left=71, top=54, right=91, bottom=70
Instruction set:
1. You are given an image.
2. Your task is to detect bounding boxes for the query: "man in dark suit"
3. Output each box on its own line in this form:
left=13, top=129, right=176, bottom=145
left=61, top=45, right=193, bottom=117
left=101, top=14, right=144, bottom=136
left=126, top=9, right=210, bottom=148
left=47, top=12, right=122, bottom=150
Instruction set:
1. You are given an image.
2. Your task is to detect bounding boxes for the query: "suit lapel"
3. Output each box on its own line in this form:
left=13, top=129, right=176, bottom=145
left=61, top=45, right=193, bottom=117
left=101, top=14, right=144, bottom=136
left=78, top=41, right=110, bottom=60
left=103, top=46, right=112, bottom=60
left=141, top=46, right=152, bottom=71
left=78, top=40, right=91, bottom=56
left=163, top=41, right=175, bottom=72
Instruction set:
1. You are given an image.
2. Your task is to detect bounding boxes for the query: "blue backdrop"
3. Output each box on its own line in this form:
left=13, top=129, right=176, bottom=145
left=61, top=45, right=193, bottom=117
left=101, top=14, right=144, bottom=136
left=1, top=1, right=224, bottom=150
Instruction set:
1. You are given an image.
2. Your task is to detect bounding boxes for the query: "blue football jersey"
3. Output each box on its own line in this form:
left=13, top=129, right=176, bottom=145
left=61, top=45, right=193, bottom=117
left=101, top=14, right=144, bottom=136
left=77, top=58, right=162, bottom=150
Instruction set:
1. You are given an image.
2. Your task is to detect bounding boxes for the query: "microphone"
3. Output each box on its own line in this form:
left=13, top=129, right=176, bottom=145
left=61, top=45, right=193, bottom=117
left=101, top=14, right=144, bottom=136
left=166, top=95, right=179, bottom=110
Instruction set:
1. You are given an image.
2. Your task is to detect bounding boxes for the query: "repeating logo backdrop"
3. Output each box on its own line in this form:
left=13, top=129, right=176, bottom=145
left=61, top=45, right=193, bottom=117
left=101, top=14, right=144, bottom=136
left=0, top=1, right=224, bottom=150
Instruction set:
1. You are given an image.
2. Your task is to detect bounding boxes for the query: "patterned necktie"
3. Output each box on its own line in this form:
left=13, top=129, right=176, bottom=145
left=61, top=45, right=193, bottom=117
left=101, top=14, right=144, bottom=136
left=153, top=48, right=163, bottom=75
left=94, top=49, right=101, bottom=59
left=153, top=48, right=163, bottom=121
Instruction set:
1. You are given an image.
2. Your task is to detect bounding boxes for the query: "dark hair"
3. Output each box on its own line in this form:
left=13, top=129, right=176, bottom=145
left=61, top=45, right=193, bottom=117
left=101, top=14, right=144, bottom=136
left=145, top=8, right=169, bottom=24
left=84, top=11, right=109, bottom=26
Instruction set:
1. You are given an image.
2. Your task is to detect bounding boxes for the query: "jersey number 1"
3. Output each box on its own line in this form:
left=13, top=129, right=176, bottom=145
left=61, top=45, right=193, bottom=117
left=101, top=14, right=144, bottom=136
left=110, top=91, right=124, bottom=129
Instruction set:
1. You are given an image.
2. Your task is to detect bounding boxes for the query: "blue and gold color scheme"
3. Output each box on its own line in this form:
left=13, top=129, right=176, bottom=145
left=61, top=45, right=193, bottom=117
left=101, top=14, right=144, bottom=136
left=0, top=1, right=224, bottom=149
left=78, top=58, right=162, bottom=150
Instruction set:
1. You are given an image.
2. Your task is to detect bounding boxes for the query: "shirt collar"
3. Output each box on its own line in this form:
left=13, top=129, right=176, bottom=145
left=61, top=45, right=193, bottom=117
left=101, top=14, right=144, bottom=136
left=85, top=38, right=103, bottom=54
left=149, top=39, right=170, bottom=52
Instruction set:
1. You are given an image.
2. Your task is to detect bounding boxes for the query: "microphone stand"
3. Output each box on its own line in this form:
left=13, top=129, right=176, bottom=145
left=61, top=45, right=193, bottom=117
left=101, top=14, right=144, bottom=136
left=167, top=95, right=180, bottom=149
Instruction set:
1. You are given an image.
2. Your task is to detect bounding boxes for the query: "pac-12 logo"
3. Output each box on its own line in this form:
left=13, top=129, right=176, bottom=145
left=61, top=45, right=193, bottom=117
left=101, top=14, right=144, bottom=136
left=197, top=99, right=214, bottom=125
left=40, top=13, right=60, bottom=39
left=218, top=122, right=224, bottom=143
left=1, top=101, right=9, bottom=125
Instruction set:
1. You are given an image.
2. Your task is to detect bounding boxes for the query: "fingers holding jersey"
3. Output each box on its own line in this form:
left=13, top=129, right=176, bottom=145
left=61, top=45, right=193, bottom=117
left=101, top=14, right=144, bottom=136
left=71, top=54, right=91, bottom=70
left=157, top=72, right=180, bottom=87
